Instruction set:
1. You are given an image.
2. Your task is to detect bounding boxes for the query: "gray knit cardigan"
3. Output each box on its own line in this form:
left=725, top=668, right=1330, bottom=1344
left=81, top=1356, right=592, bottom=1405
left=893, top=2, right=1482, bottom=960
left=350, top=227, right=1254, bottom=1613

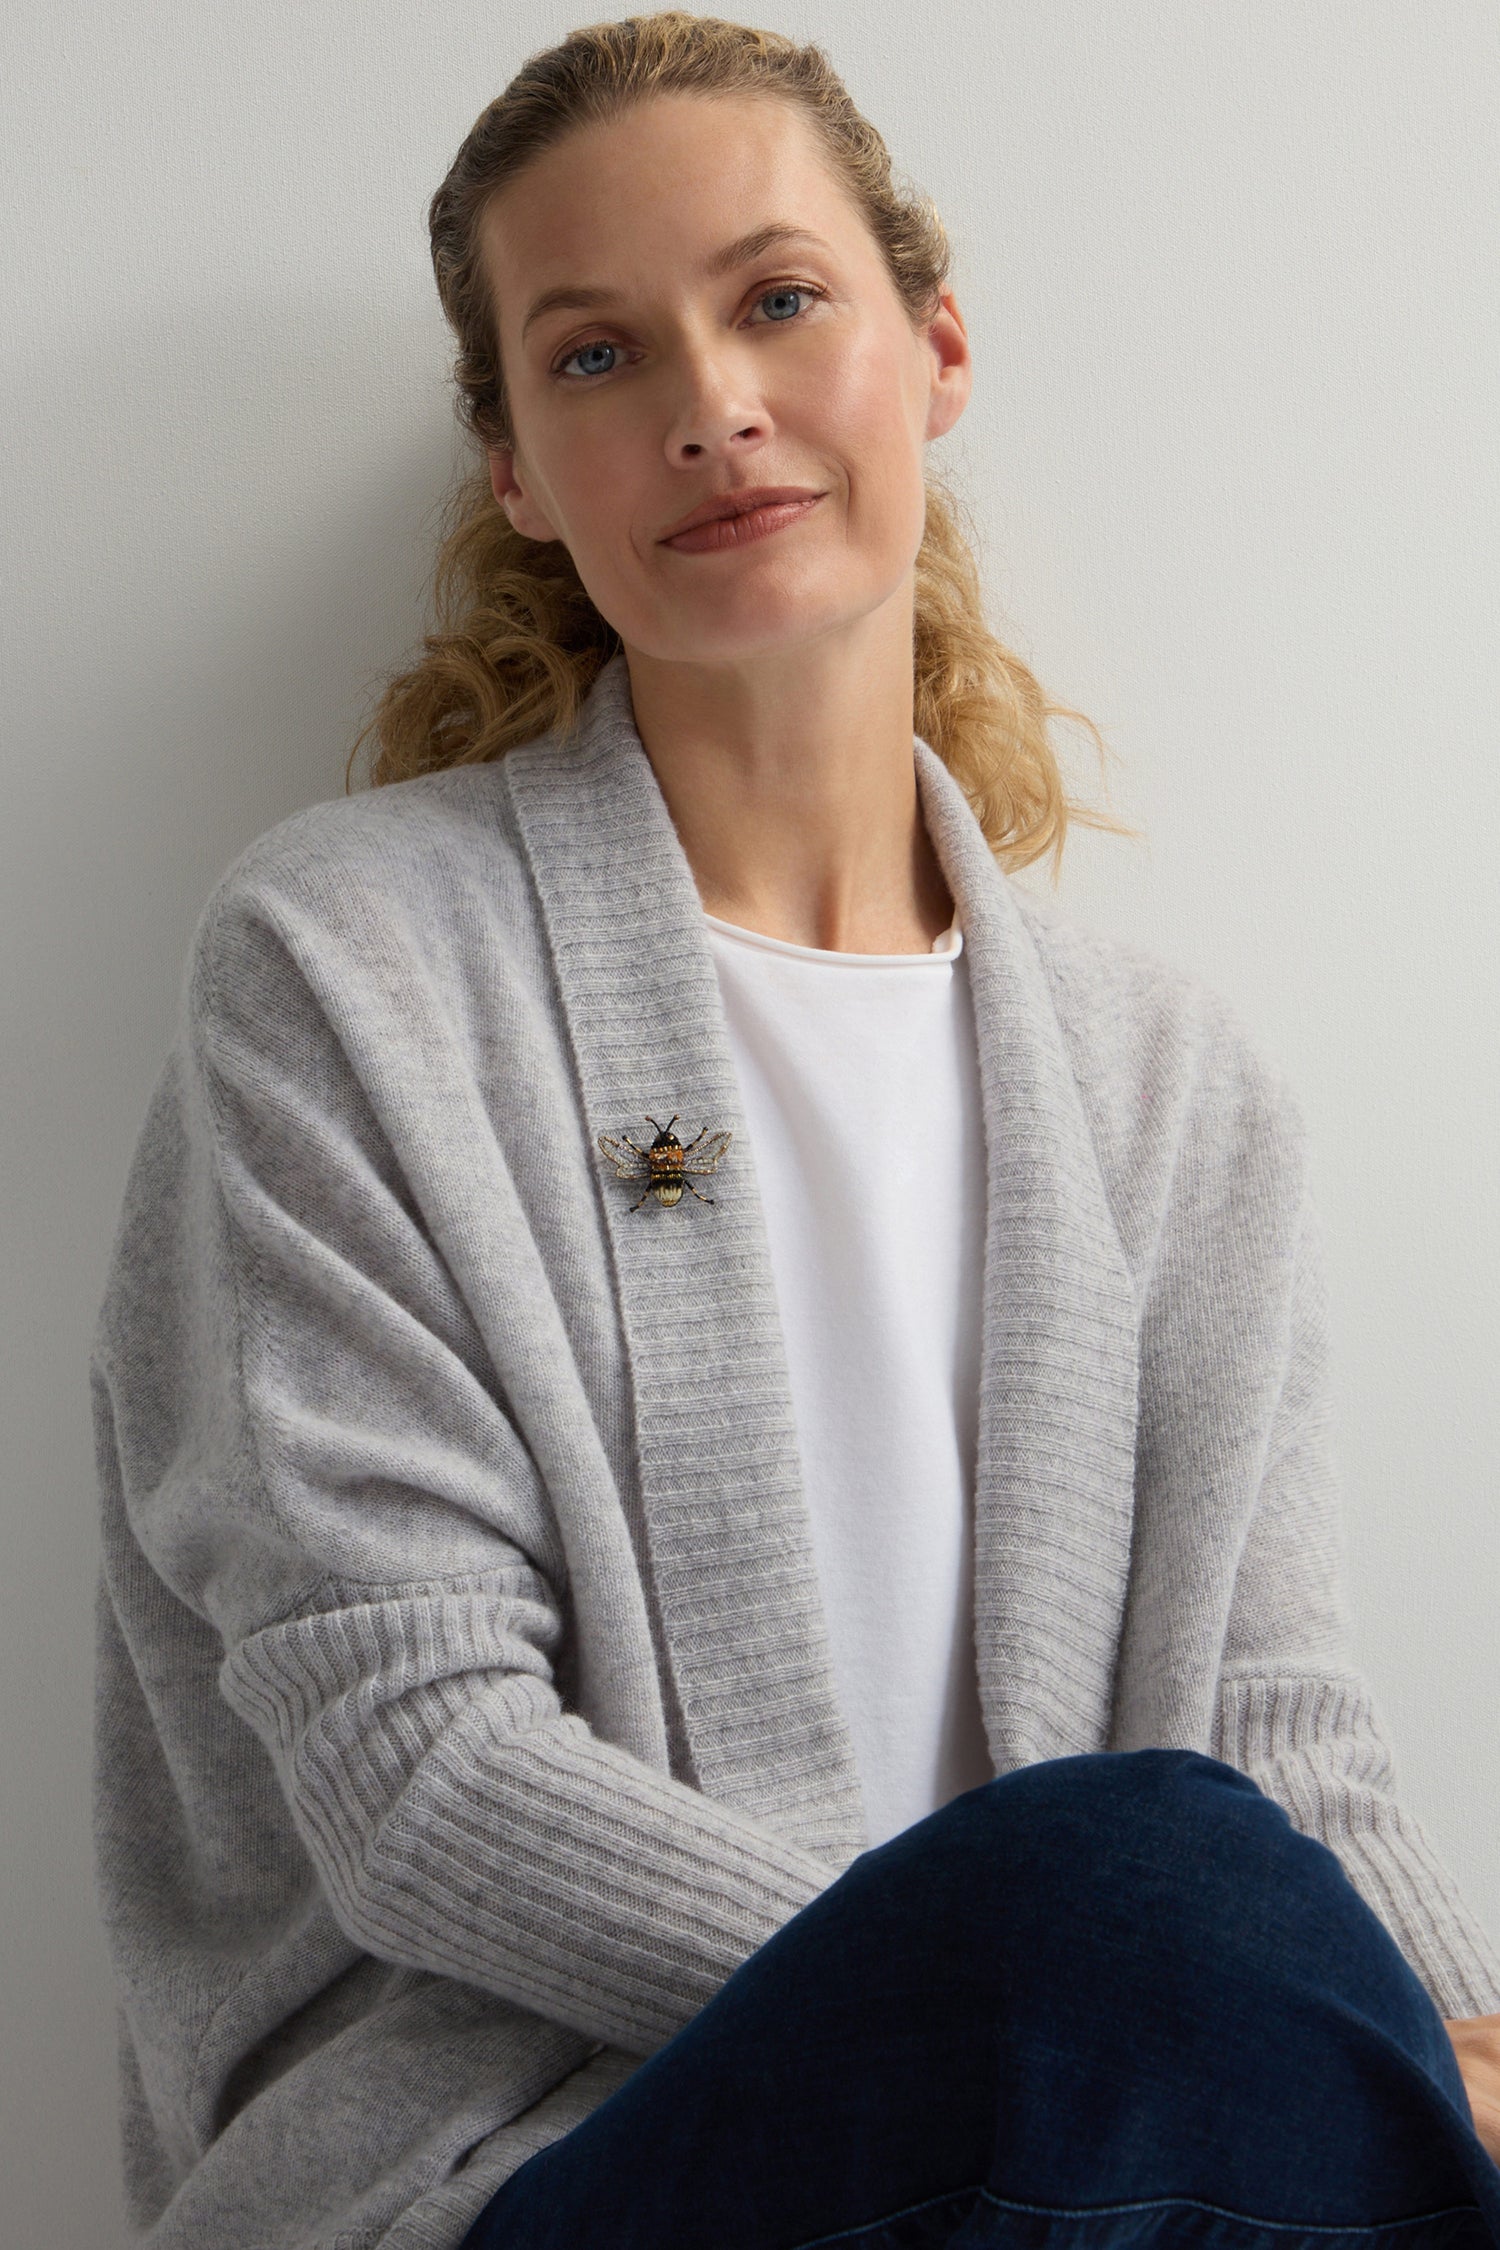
left=90, top=648, right=1500, bottom=2249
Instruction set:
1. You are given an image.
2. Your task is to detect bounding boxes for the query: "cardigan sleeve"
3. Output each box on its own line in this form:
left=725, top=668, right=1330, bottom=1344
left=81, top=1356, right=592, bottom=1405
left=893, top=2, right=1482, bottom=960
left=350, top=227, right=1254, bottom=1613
left=1210, top=1106, right=1500, bottom=2020
left=91, top=876, right=847, bottom=2064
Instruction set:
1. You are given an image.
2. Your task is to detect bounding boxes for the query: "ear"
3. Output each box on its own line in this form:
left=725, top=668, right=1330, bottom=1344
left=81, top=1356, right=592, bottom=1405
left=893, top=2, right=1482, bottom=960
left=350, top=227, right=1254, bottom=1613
left=923, top=291, right=973, bottom=444
left=487, top=445, right=563, bottom=542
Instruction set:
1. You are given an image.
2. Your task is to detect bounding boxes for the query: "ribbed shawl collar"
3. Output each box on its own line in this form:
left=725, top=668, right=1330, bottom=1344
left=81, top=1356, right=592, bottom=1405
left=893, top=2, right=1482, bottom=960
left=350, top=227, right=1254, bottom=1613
left=503, top=651, right=1139, bottom=1864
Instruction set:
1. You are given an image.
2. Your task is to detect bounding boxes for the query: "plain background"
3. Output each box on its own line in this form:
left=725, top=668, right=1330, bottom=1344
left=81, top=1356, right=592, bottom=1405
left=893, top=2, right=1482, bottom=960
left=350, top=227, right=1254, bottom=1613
left=4, top=2, right=1497, bottom=2239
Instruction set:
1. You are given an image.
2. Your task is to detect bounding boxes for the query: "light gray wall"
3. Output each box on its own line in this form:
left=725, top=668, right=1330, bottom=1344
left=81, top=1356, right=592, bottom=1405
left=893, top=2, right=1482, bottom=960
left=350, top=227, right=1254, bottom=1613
left=4, top=3, right=1496, bottom=2238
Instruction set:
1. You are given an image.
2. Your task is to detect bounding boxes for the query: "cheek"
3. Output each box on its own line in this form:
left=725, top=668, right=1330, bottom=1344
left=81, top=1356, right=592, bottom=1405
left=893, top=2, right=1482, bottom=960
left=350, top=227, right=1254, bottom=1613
left=531, top=415, right=645, bottom=584
left=808, top=361, right=929, bottom=573
left=808, top=341, right=903, bottom=444
left=541, top=416, right=622, bottom=523
left=808, top=334, right=926, bottom=490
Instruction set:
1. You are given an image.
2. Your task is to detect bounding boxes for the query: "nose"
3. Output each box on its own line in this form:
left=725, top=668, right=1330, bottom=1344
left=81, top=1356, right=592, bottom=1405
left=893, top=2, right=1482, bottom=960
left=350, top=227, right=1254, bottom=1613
left=670, top=413, right=767, bottom=465
left=663, top=343, right=772, bottom=464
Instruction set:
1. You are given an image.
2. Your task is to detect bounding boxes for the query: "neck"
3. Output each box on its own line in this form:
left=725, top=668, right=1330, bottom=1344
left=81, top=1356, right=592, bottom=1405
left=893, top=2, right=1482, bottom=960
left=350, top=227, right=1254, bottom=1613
left=620, top=598, right=953, bottom=955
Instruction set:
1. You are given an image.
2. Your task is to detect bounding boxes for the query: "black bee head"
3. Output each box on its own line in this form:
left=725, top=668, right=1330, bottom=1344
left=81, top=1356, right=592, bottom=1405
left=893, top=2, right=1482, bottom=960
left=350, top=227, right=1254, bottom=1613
left=646, top=1114, right=681, bottom=1151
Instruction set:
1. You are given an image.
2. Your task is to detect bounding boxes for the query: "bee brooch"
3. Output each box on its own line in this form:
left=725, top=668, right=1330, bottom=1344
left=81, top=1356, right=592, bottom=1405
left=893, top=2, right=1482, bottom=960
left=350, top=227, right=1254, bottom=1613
left=596, top=1114, right=733, bottom=1211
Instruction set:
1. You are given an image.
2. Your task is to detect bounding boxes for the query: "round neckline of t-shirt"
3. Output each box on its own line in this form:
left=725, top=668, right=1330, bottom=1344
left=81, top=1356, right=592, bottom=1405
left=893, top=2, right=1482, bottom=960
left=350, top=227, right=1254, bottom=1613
left=702, top=910, right=963, bottom=966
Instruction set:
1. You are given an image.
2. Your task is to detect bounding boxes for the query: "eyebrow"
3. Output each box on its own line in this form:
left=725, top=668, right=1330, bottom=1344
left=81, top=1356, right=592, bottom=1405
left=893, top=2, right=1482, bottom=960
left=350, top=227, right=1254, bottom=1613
left=518, top=224, right=836, bottom=344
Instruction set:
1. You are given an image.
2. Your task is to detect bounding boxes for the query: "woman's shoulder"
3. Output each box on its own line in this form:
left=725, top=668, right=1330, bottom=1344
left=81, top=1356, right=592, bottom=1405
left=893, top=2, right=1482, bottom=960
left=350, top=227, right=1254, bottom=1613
left=190, top=761, right=543, bottom=969
left=207, top=762, right=526, bottom=915
left=177, top=762, right=549, bottom=1051
left=1008, top=881, right=1308, bottom=1166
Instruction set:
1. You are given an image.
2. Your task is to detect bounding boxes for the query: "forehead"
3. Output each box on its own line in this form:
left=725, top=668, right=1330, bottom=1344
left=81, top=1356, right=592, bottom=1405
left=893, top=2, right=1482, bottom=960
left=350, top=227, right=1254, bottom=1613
left=478, top=93, right=867, bottom=333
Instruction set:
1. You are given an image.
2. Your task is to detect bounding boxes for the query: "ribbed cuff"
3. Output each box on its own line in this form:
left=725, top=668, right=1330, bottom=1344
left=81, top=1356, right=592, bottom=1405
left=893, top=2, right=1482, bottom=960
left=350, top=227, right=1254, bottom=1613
left=221, top=1592, right=848, bottom=2057
left=1218, top=1671, right=1500, bottom=2019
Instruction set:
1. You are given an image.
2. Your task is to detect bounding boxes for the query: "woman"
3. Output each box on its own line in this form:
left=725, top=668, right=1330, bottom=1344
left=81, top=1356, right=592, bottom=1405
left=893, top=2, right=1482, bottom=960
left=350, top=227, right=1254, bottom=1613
left=90, top=12, right=1500, bottom=2248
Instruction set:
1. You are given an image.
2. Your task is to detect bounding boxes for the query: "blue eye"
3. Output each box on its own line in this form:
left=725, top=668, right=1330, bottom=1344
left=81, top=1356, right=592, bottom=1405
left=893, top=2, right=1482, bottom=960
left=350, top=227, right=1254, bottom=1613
left=557, top=339, right=621, bottom=381
left=551, top=281, right=825, bottom=382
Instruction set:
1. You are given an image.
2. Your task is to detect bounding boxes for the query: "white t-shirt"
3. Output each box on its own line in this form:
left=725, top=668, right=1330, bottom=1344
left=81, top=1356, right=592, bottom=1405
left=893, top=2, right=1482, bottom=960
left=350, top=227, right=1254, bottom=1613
left=704, top=909, right=994, bottom=1849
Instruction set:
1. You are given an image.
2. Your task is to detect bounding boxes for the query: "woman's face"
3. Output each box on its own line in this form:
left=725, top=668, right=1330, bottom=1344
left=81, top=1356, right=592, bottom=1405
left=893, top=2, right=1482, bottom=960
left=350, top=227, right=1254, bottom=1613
left=479, top=92, right=971, bottom=668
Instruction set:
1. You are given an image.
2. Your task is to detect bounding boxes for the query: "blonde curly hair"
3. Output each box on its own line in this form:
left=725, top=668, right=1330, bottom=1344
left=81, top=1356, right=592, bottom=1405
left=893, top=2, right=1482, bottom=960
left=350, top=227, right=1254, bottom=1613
left=347, top=8, right=1135, bottom=879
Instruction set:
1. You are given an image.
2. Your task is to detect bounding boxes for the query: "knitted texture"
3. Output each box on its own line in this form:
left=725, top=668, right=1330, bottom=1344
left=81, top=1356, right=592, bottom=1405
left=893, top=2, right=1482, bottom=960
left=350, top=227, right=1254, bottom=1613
left=90, top=651, right=1500, bottom=2249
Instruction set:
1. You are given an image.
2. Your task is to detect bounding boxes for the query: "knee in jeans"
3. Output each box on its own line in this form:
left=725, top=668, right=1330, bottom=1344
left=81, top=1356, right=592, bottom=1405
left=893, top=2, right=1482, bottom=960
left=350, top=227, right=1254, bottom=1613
left=972, top=1744, right=1261, bottom=1826
left=838, top=1751, right=1268, bottom=1984
left=861, top=1748, right=1285, bottom=1938
left=945, top=1745, right=1285, bottom=1896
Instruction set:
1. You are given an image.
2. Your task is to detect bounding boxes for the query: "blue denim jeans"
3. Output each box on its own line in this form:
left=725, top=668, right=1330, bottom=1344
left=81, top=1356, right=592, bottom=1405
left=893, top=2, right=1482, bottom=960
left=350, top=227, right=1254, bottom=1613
left=459, top=1748, right=1500, bottom=2248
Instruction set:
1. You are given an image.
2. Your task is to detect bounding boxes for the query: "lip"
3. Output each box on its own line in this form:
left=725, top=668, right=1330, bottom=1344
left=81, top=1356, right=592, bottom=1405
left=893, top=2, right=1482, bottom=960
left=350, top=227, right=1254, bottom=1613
left=658, top=484, right=827, bottom=545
